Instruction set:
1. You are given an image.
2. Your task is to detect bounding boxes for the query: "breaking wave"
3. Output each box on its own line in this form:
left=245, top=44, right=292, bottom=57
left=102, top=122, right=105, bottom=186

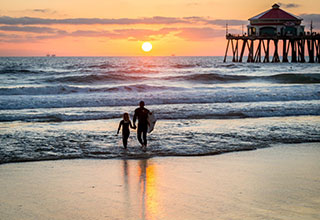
left=166, top=73, right=252, bottom=82
left=166, top=73, right=320, bottom=84
left=0, top=84, right=181, bottom=96
left=266, top=73, right=320, bottom=84
left=1, top=101, right=320, bottom=122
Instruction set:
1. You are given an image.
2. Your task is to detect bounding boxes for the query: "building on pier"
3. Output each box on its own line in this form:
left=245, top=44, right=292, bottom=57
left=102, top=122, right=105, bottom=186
left=248, top=4, right=304, bottom=37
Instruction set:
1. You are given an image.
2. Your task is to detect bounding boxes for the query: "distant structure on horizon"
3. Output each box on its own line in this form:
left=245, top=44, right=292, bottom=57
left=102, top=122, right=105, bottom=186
left=224, top=4, right=320, bottom=63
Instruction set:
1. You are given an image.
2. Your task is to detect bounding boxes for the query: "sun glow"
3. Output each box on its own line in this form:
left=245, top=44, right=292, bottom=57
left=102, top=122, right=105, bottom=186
left=142, top=42, right=152, bottom=52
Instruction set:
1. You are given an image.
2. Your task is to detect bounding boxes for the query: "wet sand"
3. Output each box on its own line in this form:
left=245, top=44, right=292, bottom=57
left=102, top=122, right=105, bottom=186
left=0, top=143, right=319, bottom=220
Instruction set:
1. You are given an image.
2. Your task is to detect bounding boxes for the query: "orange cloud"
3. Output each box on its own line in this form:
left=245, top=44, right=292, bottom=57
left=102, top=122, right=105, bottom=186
left=0, top=16, right=247, bottom=26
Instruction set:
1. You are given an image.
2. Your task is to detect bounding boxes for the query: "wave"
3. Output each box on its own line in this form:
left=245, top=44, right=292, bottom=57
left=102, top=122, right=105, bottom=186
left=0, top=68, right=38, bottom=74
left=105, top=84, right=182, bottom=92
left=266, top=73, right=320, bottom=84
left=45, top=73, right=149, bottom=83
left=0, top=84, right=180, bottom=96
left=171, top=64, right=200, bottom=68
left=48, top=72, right=253, bottom=84
left=0, top=85, right=81, bottom=95
left=166, top=73, right=252, bottom=83
left=88, top=63, right=115, bottom=69
left=165, top=73, right=320, bottom=84
left=0, top=67, right=73, bottom=76
left=1, top=85, right=319, bottom=110
left=1, top=82, right=320, bottom=110
left=1, top=101, right=320, bottom=122
left=214, top=63, right=239, bottom=68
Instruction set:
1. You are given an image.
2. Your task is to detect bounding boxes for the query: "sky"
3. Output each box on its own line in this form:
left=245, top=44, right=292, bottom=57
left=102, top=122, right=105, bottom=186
left=0, top=0, right=319, bottom=56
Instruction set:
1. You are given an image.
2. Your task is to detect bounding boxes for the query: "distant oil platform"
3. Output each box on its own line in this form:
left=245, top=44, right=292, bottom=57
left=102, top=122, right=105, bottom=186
left=224, top=4, right=320, bottom=63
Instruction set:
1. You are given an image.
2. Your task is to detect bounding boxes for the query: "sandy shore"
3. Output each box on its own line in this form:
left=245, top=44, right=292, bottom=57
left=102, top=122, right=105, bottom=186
left=0, top=143, right=319, bottom=220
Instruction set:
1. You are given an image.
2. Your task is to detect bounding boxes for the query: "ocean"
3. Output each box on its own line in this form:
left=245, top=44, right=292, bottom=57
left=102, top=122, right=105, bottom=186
left=0, top=56, right=320, bottom=164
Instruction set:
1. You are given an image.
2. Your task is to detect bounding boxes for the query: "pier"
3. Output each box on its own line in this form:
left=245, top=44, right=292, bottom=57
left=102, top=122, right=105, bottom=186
left=223, top=4, right=320, bottom=63
left=224, top=34, right=320, bottom=63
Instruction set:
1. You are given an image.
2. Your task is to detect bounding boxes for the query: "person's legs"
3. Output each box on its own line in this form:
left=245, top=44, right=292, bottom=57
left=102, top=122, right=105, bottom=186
left=122, top=133, right=129, bottom=148
left=138, top=124, right=148, bottom=147
left=137, top=127, right=143, bottom=146
left=140, top=124, right=148, bottom=147
left=142, top=128, right=147, bottom=147
left=122, top=136, right=127, bottom=148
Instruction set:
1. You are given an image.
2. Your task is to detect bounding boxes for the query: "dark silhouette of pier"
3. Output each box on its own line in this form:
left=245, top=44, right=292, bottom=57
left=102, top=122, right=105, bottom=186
left=224, top=33, right=320, bottom=63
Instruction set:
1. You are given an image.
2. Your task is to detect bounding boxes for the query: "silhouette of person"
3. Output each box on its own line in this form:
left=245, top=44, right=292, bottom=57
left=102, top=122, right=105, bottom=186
left=133, top=101, right=150, bottom=148
left=117, top=113, right=135, bottom=149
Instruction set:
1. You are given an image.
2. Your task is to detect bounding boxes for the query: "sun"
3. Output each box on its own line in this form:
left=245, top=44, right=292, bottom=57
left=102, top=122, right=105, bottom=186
left=142, top=42, right=152, bottom=52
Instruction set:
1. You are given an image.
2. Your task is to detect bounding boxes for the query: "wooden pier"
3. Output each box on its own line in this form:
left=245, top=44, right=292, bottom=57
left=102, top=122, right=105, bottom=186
left=224, top=34, right=320, bottom=63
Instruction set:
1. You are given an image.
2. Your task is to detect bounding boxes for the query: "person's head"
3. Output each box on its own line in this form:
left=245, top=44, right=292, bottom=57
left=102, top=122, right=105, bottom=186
left=139, top=101, right=145, bottom=108
left=123, top=113, right=129, bottom=121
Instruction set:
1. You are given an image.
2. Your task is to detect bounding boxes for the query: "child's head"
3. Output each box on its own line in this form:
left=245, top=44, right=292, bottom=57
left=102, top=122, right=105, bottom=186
left=123, top=113, right=129, bottom=121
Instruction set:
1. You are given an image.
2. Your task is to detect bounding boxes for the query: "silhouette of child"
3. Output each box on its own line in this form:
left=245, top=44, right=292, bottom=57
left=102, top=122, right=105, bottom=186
left=117, top=113, right=135, bottom=149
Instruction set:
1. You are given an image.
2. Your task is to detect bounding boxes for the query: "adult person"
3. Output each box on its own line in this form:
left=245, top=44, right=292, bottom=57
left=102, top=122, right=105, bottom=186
left=133, top=101, right=150, bottom=148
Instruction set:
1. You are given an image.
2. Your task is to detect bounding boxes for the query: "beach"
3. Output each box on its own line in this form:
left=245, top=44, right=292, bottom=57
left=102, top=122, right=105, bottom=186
left=1, top=56, right=320, bottom=219
left=1, top=0, right=320, bottom=218
left=1, top=143, right=319, bottom=220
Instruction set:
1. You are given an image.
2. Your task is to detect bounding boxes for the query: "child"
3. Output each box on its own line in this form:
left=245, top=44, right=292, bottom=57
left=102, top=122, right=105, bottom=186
left=117, top=113, right=135, bottom=149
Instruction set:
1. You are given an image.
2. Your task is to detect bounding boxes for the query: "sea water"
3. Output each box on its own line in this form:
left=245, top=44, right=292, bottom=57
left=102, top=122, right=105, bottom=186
left=0, top=56, right=320, bottom=163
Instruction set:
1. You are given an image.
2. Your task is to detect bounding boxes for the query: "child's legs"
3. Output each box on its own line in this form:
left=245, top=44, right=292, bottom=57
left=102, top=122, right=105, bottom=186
left=122, top=132, right=129, bottom=148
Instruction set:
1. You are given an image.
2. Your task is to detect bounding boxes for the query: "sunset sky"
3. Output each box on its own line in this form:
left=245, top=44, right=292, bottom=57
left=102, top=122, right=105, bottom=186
left=0, top=0, right=319, bottom=56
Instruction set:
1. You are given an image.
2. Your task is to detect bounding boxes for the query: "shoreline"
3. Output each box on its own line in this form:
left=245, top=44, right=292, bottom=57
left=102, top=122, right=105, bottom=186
left=1, top=141, right=319, bottom=166
left=1, top=142, right=319, bottom=220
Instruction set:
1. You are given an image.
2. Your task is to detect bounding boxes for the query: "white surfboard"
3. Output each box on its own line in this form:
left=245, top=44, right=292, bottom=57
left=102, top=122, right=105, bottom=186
left=147, top=112, right=156, bottom=133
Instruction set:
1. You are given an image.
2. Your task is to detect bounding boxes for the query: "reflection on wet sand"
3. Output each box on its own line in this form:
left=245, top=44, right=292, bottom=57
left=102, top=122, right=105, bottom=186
left=122, top=159, right=159, bottom=220
left=139, top=160, right=158, bottom=220
left=122, top=160, right=131, bottom=219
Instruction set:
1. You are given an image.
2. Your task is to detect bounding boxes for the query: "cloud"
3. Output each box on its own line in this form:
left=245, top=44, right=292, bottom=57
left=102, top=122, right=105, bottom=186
left=0, top=9, right=59, bottom=17
left=0, top=25, right=65, bottom=34
left=300, top=14, right=320, bottom=30
left=186, top=2, right=200, bottom=7
left=0, top=15, right=238, bottom=43
left=0, top=16, right=191, bottom=25
left=69, top=30, right=111, bottom=37
left=207, top=19, right=247, bottom=27
left=174, top=27, right=225, bottom=41
left=0, top=16, right=246, bottom=26
left=0, top=33, right=31, bottom=43
left=0, top=26, right=227, bottom=43
left=278, top=2, right=300, bottom=8
left=183, top=17, right=247, bottom=26
left=67, top=28, right=179, bottom=41
left=112, top=28, right=178, bottom=40
left=0, top=27, right=177, bottom=42
left=32, top=9, right=55, bottom=14
left=300, top=14, right=320, bottom=23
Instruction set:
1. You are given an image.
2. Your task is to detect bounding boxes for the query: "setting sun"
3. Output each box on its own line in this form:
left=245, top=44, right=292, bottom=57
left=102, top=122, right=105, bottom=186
left=142, top=42, right=152, bottom=52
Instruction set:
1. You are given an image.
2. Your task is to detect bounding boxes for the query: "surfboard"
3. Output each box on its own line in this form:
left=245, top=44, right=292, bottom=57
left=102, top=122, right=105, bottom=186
left=147, top=112, right=156, bottom=133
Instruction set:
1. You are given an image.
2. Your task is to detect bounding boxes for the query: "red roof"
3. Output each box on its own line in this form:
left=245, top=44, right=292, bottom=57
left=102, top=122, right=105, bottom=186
left=249, top=4, right=302, bottom=21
